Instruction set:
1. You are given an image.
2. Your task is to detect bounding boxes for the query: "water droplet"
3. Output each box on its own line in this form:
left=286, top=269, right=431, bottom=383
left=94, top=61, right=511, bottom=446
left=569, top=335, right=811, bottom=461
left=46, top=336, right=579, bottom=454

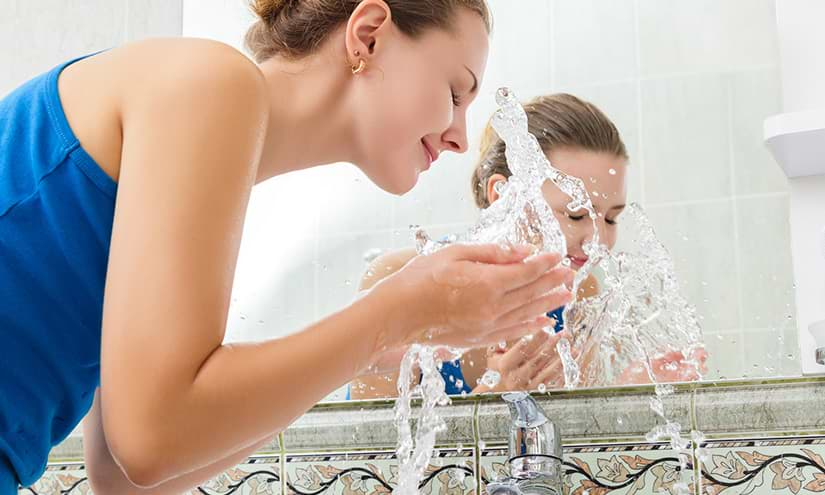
left=480, top=370, right=501, bottom=388
left=498, top=341, right=507, bottom=350
left=239, top=314, right=247, bottom=320
left=609, top=168, right=617, bottom=175
left=456, top=379, right=463, bottom=389
left=616, top=416, right=624, bottom=425
left=538, top=383, right=547, bottom=393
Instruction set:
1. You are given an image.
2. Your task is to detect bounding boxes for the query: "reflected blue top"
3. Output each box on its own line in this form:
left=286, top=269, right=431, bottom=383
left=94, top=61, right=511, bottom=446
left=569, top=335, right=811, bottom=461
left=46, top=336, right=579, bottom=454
left=346, top=306, right=564, bottom=399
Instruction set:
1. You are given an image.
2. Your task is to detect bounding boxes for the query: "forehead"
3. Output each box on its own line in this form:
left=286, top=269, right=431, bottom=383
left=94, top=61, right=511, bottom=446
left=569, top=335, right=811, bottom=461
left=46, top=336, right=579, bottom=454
left=420, top=9, right=489, bottom=77
left=542, top=148, right=627, bottom=208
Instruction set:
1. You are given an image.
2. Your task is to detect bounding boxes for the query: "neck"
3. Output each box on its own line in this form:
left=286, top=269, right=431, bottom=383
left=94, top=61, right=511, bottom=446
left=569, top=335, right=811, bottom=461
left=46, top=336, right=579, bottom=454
left=255, top=49, right=358, bottom=183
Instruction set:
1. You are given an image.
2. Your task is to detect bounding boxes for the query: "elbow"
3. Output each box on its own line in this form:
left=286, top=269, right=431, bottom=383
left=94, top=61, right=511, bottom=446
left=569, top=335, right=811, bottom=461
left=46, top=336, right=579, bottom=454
left=105, top=423, right=172, bottom=488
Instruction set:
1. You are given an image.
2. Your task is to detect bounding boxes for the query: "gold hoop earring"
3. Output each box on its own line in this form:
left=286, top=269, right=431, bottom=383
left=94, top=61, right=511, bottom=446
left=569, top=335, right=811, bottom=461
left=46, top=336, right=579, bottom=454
left=351, top=59, right=366, bottom=75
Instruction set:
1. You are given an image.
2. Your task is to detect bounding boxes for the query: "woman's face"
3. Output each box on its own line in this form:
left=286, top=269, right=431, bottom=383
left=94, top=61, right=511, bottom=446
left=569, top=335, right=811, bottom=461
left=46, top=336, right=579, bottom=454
left=351, top=8, right=489, bottom=195
left=486, top=148, right=628, bottom=270
left=541, top=148, right=628, bottom=269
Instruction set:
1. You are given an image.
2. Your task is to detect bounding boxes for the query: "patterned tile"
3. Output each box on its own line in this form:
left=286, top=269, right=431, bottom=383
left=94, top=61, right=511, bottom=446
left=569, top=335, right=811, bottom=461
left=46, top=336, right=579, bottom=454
left=19, top=463, right=89, bottom=495
left=480, top=443, right=695, bottom=495
left=19, top=456, right=281, bottom=495
left=284, top=448, right=477, bottom=495
left=698, top=437, right=825, bottom=495
left=197, top=455, right=282, bottom=495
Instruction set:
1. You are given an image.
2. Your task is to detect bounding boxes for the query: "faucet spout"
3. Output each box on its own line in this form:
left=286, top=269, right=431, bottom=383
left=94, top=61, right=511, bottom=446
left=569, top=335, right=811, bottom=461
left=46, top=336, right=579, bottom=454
left=485, top=393, right=564, bottom=495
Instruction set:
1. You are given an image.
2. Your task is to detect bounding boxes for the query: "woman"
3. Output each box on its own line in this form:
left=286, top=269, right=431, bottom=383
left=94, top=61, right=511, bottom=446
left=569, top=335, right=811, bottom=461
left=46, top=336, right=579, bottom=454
left=350, top=93, right=707, bottom=399
left=0, top=1, right=576, bottom=492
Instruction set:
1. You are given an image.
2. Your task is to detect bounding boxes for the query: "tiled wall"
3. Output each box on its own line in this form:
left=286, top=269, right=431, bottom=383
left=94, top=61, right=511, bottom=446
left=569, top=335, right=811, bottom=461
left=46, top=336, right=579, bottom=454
left=28, top=380, right=825, bottom=495
left=178, top=0, right=802, bottom=395
left=0, top=0, right=183, bottom=97
left=28, top=438, right=825, bottom=495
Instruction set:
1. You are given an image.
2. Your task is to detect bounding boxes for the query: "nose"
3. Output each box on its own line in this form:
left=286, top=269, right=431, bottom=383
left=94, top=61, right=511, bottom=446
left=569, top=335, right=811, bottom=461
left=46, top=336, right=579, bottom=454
left=577, top=215, right=608, bottom=248
left=441, top=109, right=469, bottom=154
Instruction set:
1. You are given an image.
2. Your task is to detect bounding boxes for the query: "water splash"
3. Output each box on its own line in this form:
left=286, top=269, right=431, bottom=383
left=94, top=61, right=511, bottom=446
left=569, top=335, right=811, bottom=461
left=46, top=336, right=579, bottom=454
left=394, top=345, right=449, bottom=495
left=394, top=88, right=705, bottom=494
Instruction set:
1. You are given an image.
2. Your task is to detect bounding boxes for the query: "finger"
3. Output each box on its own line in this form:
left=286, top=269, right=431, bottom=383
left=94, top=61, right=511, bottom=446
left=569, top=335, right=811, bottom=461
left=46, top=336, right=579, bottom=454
left=494, top=288, right=572, bottom=329
left=479, top=316, right=554, bottom=347
left=489, top=252, right=565, bottom=291
left=446, top=243, right=534, bottom=264
left=499, top=330, right=551, bottom=370
left=499, top=265, right=575, bottom=315
left=531, top=357, right=565, bottom=388
left=519, top=346, right=557, bottom=379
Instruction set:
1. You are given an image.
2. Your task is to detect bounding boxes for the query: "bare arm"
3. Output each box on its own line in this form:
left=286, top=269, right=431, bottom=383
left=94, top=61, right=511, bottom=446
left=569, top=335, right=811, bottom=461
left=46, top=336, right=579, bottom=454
left=83, top=389, right=274, bottom=495
left=99, top=47, right=390, bottom=487
left=349, top=250, right=417, bottom=400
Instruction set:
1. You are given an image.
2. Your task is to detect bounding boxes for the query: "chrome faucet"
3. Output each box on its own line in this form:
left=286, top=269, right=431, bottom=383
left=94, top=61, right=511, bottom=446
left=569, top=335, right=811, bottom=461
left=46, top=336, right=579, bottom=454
left=485, top=392, right=564, bottom=495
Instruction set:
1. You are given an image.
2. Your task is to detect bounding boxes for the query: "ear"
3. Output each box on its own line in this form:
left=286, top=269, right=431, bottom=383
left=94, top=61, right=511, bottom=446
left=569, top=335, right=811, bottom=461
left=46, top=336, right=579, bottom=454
left=485, top=173, right=508, bottom=205
left=344, top=0, right=392, bottom=64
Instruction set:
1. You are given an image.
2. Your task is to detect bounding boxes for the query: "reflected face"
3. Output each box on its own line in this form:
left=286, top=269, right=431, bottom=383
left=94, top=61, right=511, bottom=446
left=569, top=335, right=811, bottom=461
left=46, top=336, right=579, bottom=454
left=355, top=9, right=489, bottom=195
left=541, top=148, right=628, bottom=269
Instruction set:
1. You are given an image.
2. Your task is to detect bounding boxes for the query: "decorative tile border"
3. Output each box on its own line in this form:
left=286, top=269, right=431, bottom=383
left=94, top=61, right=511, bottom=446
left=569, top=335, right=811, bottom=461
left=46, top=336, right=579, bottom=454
left=698, top=437, right=825, bottom=495
left=481, top=443, right=694, bottom=495
left=18, top=463, right=89, bottom=495
left=284, top=448, right=476, bottom=495
left=199, top=455, right=282, bottom=495
left=18, top=456, right=282, bottom=495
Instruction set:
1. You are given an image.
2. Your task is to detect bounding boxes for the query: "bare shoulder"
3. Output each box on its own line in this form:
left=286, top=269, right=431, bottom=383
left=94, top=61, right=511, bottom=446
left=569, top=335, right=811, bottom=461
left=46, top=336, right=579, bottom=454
left=58, top=38, right=268, bottom=182
left=111, top=38, right=267, bottom=114
left=359, top=248, right=418, bottom=290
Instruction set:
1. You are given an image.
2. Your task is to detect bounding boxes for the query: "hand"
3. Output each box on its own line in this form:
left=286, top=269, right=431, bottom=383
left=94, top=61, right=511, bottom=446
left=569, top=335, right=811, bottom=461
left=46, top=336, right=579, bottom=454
left=370, top=243, right=574, bottom=352
left=474, top=329, right=571, bottom=393
left=617, top=348, right=708, bottom=385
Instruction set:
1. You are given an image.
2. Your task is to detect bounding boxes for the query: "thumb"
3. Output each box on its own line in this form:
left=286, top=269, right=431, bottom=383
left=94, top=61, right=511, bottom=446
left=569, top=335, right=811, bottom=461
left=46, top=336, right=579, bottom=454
left=447, top=243, right=534, bottom=264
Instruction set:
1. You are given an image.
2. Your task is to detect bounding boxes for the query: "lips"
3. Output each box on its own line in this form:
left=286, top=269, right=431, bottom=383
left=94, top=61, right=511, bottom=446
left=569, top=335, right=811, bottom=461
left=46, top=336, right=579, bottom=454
left=421, top=140, right=438, bottom=169
left=568, top=255, right=588, bottom=267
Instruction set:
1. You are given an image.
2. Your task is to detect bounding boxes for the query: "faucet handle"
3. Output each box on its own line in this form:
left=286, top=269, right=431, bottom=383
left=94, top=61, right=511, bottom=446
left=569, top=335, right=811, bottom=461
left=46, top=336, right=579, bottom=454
left=503, top=392, right=548, bottom=428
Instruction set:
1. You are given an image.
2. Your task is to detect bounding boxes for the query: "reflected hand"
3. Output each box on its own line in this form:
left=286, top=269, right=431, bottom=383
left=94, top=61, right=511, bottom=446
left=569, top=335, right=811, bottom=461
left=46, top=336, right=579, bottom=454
left=473, top=329, right=571, bottom=393
left=618, top=348, right=708, bottom=385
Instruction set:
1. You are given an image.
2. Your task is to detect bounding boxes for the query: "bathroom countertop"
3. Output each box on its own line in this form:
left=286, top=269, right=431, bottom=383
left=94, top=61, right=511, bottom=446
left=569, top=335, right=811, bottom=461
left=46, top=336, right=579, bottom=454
left=50, top=376, right=825, bottom=461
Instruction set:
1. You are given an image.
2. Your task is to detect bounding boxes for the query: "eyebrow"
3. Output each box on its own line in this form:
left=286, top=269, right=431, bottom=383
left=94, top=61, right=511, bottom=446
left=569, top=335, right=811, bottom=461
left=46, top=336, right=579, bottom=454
left=609, top=204, right=627, bottom=211
left=464, top=65, right=478, bottom=94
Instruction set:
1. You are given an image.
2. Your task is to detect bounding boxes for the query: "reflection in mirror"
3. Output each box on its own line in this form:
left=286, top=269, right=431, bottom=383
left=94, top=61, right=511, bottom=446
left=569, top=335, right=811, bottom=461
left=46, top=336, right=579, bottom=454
left=183, top=0, right=798, bottom=403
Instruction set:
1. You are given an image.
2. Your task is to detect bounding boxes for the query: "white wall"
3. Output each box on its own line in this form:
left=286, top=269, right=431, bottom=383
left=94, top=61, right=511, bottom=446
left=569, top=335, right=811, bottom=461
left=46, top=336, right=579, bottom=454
left=1, top=0, right=182, bottom=96
left=182, top=0, right=797, bottom=397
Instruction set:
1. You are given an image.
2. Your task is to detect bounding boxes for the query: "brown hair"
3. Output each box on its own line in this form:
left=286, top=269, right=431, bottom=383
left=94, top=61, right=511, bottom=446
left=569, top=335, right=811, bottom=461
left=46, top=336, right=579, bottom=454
left=245, top=0, right=491, bottom=62
left=471, top=93, right=629, bottom=208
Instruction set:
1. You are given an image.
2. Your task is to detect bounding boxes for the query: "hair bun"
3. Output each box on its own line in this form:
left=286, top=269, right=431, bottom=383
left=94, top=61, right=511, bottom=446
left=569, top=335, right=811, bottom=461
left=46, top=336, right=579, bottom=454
left=252, top=0, right=290, bottom=23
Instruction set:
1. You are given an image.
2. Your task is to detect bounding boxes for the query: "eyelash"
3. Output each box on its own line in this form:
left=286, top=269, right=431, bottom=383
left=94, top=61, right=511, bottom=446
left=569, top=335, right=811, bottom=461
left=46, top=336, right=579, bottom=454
left=567, top=214, right=618, bottom=226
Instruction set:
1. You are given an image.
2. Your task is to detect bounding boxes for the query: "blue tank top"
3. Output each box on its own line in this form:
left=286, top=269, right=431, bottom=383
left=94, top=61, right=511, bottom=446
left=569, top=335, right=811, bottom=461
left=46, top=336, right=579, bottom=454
left=0, top=53, right=116, bottom=487
left=438, top=306, right=565, bottom=395
left=346, top=306, right=565, bottom=399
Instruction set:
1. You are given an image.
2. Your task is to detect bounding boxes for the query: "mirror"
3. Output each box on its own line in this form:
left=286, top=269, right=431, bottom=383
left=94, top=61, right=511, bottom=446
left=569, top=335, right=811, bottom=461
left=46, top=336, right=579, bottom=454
left=182, top=0, right=798, bottom=402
